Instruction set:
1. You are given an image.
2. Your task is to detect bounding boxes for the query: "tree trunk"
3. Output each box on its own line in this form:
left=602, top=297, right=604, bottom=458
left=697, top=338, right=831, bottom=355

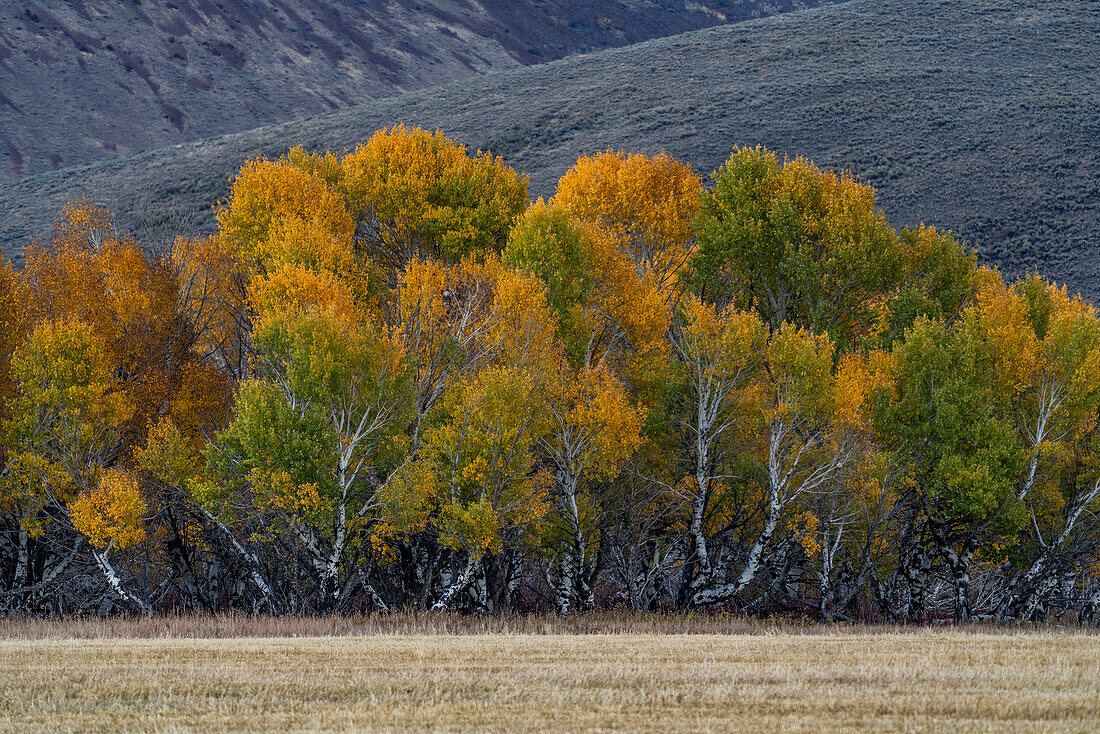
left=8, top=527, right=29, bottom=613
left=199, top=508, right=279, bottom=613
left=90, top=544, right=152, bottom=616
left=432, top=554, right=478, bottom=612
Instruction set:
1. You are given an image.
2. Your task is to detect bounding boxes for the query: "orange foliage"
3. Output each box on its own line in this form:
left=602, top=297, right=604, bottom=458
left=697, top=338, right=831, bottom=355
left=555, top=150, right=699, bottom=295
left=69, top=468, right=147, bottom=551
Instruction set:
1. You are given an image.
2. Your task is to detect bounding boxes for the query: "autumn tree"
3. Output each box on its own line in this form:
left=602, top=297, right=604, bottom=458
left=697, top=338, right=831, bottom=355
left=2, top=319, right=136, bottom=610
left=22, top=201, right=233, bottom=460
left=392, top=256, right=505, bottom=453
left=538, top=362, right=646, bottom=613
left=802, top=355, right=900, bottom=621
left=9, top=137, right=1100, bottom=622
left=419, top=367, right=550, bottom=612
left=504, top=203, right=662, bottom=611
left=341, top=125, right=528, bottom=271
left=555, top=150, right=699, bottom=297
left=664, top=295, right=767, bottom=606
left=207, top=305, right=410, bottom=611
left=989, top=277, right=1100, bottom=619
left=69, top=468, right=151, bottom=614
left=874, top=312, right=1023, bottom=622
left=878, top=225, right=977, bottom=346
left=683, top=323, right=865, bottom=608
left=690, top=146, right=903, bottom=349
left=215, top=155, right=356, bottom=276
left=0, top=259, right=27, bottom=460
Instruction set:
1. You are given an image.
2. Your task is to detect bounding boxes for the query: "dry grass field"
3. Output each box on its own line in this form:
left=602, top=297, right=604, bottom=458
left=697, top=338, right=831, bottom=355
left=0, top=620, right=1098, bottom=732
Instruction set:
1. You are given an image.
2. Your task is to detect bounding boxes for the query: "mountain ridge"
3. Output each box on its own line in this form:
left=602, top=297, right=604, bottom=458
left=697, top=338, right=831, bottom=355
left=1, top=0, right=1096, bottom=298
left=0, top=0, right=833, bottom=181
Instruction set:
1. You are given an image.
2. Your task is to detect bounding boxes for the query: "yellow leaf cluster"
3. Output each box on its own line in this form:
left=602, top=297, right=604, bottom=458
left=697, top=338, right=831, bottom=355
left=215, top=156, right=355, bottom=270
left=491, top=267, right=558, bottom=373
left=69, top=468, right=147, bottom=551
left=766, top=324, right=835, bottom=420
left=784, top=509, right=822, bottom=559
left=548, top=363, right=647, bottom=481
left=555, top=150, right=699, bottom=292
left=341, top=124, right=528, bottom=265
left=250, top=262, right=358, bottom=325
left=967, top=276, right=1038, bottom=397
left=251, top=469, right=329, bottom=522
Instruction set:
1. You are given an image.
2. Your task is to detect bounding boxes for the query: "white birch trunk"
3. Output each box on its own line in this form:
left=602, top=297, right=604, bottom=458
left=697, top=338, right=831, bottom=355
left=90, top=544, right=152, bottom=616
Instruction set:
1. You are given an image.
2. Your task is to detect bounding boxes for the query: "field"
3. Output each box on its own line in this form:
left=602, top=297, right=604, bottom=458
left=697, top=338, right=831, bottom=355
left=1, top=618, right=1098, bottom=732
left=1, top=0, right=1097, bottom=299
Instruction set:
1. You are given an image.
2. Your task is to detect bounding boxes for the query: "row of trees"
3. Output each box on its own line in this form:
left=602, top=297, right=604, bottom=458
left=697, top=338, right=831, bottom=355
left=3, top=126, right=1099, bottom=622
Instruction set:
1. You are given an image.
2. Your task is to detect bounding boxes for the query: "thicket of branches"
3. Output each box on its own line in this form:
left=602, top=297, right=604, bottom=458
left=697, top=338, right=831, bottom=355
left=3, top=125, right=1099, bottom=623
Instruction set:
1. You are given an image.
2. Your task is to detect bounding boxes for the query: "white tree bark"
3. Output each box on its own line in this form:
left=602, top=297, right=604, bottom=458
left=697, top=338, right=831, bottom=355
left=89, top=543, right=152, bottom=616
left=432, top=554, right=478, bottom=612
left=198, top=507, right=279, bottom=612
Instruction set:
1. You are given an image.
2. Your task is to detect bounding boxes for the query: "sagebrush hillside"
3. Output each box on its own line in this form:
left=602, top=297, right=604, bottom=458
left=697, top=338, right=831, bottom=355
left=0, top=0, right=831, bottom=181
left=1, top=0, right=1096, bottom=298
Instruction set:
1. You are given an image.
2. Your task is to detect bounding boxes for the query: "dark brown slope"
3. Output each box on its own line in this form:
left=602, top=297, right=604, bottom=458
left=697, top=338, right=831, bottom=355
left=0, top=0, right=833, bottom=181
left=1, top=0, right=1097, bottom=299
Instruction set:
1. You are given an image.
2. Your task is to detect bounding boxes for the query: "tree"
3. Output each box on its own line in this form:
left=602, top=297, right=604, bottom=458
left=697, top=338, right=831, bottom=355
left=13, top=137, right=1100, bottom=622
left=502, top=201, right=593, bottom=327
left=804, top=354, right=899, bottom=621
left=215, top=155, right=356, bottom=275
left=686, top=323, right=862, bottom=607
left=691, top=146, right=902, bottom=350
left=504, top=204, right=662, bottom=612
left=878, top=225, right=977, bottom=346
left=208, top=306, right=410, bottom=611
left=69, top=468, right=151, bottom=614
left=23, top=201, right=234, bottom=463
left=139, top=416, right=279, bottom=612
left=392, top=256, right=505, bottom=451
left=504, top=200, right=669, bottom=392
left=555, top=150, right=699, bottom=296
left=991, top=277, right=1100, bottom=619
left=341, top=125, right=529, bottom=270
left=2, top=319, right=135, bottom=611
left=539, top=362, right=645, bottom=613
left=171, top=235, right=251, bottom=380
left=0, top=258, right=27, bottom=453
left=665, top=295, right=767, bottom=606
left=874, top=314, right=1023, bottom=622
left=419, top=367, right=550, bottom=612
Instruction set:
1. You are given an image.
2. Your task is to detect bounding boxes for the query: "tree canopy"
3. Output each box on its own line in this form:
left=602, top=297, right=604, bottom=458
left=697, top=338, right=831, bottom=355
left=2, top=131, right=1097, bottom=624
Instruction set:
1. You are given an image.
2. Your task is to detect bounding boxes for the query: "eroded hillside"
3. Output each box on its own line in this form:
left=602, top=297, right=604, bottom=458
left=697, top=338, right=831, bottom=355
left=0, top=0, right=832, bottom=180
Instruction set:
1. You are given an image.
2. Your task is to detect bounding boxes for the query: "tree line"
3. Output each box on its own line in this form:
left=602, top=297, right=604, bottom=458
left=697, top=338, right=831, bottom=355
left=3, top=125, right=1099, bottom=622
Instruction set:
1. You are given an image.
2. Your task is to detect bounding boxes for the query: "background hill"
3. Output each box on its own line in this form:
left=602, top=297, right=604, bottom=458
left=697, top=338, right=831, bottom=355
left=0, top=0, right=830, bottom=181
left=1, top=0, right=1097, bottom=298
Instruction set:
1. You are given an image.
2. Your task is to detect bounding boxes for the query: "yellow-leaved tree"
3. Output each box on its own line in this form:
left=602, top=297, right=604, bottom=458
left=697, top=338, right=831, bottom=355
left=341, top=125, right=529, bottom=271
left=555, top=150, right=700, bottom=297
left=420, top=367, right=551, bottom=612
left=3, top=319, right=140, bottom=611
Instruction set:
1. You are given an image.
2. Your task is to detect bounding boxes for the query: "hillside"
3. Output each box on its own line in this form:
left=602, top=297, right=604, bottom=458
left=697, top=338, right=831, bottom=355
left=0, top=0, right=832, bottom=181
left=1, top=0, right=1097, bottom=298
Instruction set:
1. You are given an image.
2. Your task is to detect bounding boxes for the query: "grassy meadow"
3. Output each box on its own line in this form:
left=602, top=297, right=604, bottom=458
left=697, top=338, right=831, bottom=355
left=1, top=617, right=1098, bottom=732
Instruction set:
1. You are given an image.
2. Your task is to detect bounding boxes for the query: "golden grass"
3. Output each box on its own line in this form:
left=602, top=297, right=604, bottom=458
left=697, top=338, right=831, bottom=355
left=2, top=611, right=1089, bottom=639
left=0, top=611, right=849, bottom=639
left=1, top=629, right=1098, bottom=732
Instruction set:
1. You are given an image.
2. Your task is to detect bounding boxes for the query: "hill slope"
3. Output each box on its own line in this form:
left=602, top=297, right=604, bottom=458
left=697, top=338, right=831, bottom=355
left=1, top=0, right=1097, bottom=298
left=0, top=0, right=831, bottom=181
